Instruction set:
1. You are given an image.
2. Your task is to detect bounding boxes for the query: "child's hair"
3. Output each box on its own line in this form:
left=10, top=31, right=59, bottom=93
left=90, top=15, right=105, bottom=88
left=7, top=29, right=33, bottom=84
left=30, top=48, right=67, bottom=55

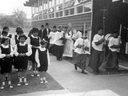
left=41, top=25, right=44, bottom=28
left=98, top=27, right=103, bottom=31
left=53, top=26, right=56, bottom=28
left=31, top=28, right=39, bottom=34
left=45, top=23, right=49, bottom=26
left=16, top=27, right=23, bottom=34
left=3, top=26, right=9, bottom=31
left=1, top=38, right=9, bottom=44
left=18, top=35, right=27, bottom=40
left=2, top=31, right=8, bottom=35
left=40, top=40, right=47, bottom=45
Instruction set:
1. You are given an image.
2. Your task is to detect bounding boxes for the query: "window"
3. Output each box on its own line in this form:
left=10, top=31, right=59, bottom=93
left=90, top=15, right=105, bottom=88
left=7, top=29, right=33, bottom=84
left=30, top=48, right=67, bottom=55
left=60, top=11, right=63, bottom=17
left=65, top=9, right=69, bottom=16
left=70, top=8, right=74, bottom=15
left=77, top=6, right=83, bottom=13
left=56, top=12, right=59, bottom=17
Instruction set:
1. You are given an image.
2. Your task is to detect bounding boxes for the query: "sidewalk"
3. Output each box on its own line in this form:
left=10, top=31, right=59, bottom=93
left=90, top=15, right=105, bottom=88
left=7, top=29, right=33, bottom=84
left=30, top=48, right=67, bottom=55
left=15, top=55, right=128, bottom=96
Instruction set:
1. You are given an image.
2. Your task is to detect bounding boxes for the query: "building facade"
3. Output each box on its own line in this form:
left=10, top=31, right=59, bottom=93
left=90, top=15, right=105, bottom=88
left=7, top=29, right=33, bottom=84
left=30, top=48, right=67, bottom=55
left=24, top=0, right=128, bottom=54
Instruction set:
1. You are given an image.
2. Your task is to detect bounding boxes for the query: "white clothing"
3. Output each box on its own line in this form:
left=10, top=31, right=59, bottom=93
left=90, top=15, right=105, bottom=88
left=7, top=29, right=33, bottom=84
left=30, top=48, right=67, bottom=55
left=72, top=31, right=82, bottom=40
left=48, top=31, right=56, bottom=44
left=14, top=42, right=32, bottom=56
left=74, top=38, right=90, bottom=54
left=92, top=34, right=104, bottom=51
left=0, top=44, right=14, bottom=58
left=35, top=46, right=50, bottom=67
left=54, top=31, right=64, bottom=46
left=1, top=35, right=15, bottom=47
left=108, top=37, right=121, bottom=52
left=63, top=32, right=73, bottom=57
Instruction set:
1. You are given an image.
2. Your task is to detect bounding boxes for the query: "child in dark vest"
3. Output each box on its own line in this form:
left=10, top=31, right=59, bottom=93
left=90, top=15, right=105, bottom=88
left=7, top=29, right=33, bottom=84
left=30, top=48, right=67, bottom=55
left=14, top=35, right=32, bottom=86
left=0, top=38, right=14, bottom=89
left=35, top=40, right=50, bottom=83
left=28, top=28, right=40, bottom=76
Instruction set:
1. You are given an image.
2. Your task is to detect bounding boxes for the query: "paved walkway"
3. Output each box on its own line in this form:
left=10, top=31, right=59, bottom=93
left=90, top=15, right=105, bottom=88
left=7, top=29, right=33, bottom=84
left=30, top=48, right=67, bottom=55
left=16, top=55, right=128, bottom=96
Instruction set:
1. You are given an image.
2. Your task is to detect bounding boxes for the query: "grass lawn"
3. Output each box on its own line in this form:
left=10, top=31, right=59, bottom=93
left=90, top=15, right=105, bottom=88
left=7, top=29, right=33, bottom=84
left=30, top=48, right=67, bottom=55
left=0, top=71, right=64, bottom=96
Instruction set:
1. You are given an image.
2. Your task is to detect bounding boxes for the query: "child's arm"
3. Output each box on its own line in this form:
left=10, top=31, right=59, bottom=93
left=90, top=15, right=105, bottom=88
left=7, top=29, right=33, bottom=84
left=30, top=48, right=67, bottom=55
left=35, top=49, right=40, bottom=67
left=25, top=44, right=32, bottom=56
left=9, top=45, right=14, bottom=57
left=14, top=45, right=19, bottom=56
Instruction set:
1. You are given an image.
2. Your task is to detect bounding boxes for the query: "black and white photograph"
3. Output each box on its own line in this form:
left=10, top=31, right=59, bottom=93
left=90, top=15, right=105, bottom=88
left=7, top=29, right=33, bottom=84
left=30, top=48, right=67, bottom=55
left=0, top=0, right=128, bottom=96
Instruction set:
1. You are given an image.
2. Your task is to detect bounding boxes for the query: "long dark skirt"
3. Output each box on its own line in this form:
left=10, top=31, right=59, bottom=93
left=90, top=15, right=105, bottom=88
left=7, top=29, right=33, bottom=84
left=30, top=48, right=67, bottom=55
left=49, top=44, right=56, bottom=55
left=88, top=48, right=104, bottom=73
left=105, top=51, right=118, bottom=70
left=1, top=57, right=13, bottom=74
left=74, top=53, right=89, bottom=70
left=55, top=45, right=64, bottom=60
left=14, top=56, right=28, bottom=70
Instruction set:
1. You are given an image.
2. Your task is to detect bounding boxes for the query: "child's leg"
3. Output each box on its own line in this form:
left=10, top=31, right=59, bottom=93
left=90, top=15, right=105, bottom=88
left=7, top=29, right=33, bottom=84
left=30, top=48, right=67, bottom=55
left=1, top=74, right=6, bottom=89
left=7, top=73, right=13, bottom=88
left=28, top=60, right=32, bottom=70
left=22, top=70, right=28, bottom=86
left=17, top=70, right=22, bottom=86
left=39, top=71, right=47, bottom=83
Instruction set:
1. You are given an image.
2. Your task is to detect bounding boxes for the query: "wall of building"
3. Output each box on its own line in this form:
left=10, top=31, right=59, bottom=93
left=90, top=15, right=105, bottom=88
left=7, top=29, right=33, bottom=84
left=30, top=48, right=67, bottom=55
left=32, top=12, right=91, bottom=30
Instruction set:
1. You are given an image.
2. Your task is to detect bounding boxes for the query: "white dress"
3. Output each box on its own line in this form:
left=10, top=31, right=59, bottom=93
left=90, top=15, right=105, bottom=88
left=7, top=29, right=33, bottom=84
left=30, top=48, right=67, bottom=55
left=63, top=31, right=73, bottom=57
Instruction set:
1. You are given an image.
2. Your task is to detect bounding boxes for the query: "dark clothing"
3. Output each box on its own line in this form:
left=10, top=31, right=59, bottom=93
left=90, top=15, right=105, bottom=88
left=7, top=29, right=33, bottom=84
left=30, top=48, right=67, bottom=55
left=39, top=29, right=44, bottom=39
left=74, top=53, right=90, bottom=70
left=88, top=48, right=104, bottom=73
left=55, top=45, right=64, bottom=60
left=42, top=28, right=51, bottom=49
left=42, top=28, right=51, bottom=41
left=49, top=44, right=56, bottom=55
left=105, top=51, right=119, bottom=70
left=15, top=35, right=20, bottom=44
left=15, top=44, right=29, bottom=70
left=1, top=45, right=12, bottom=74
left=29, top=35, right=40, bottom=62
left=30, top=36, right=40, bottom=47
left=38, top=49, right=48, bottom=72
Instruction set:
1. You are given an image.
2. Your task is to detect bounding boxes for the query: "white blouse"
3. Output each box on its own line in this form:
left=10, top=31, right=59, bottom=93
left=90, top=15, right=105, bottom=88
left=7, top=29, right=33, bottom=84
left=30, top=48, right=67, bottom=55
left=92, top=34, right=104, bottom=51
left=14, top=42, right=32, bottom=56
left=74, top=38, right=90, bottom=54
left=48, top=31, right=56, bottom=44
left=0, top=44, right=14, bottom=58
left=108, top=37, right=121, bottom=52
left=35, top=46, right=50, bottom=67
left=54, top=31, right=64, bottom=46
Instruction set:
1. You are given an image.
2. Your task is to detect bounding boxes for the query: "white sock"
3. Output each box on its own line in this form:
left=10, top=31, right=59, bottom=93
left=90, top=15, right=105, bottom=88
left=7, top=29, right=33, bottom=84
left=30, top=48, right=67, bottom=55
left=19, top=78, right=22, bottom=82
left=8, top=81, right=11, bottom=85
left=2, top=82, right=5, bottom=86
left=40, top=78, right=43, bottom=81
left=24, top=78, right=27, bottom=83
left=43, top=77, right=46, bottom=81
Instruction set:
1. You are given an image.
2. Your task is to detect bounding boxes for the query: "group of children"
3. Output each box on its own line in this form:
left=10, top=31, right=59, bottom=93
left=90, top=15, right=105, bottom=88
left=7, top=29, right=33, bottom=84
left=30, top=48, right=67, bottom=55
left=0, top=26, right=49, bottom=90
left=0, top=24, right=121, bottom=89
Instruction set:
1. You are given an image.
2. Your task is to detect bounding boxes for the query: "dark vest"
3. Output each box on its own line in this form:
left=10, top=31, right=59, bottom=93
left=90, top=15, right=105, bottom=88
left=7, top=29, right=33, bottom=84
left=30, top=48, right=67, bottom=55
left=17, top=44, right=28, bottom=53
left=1, top=45, right=11, bottom=54
left=30, top=36, right=40, bottom=47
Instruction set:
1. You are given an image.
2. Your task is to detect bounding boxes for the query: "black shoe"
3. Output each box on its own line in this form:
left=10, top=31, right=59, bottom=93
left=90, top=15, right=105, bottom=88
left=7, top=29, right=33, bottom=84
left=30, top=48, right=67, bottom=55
left=74, top=64, right=77, bottom=70
left=81, top=70, right=87, bottom=74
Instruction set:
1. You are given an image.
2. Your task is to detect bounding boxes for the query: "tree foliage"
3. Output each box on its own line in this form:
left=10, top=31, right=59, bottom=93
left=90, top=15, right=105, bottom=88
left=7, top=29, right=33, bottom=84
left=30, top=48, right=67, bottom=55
left=0, top=9, right=27, bottom=28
